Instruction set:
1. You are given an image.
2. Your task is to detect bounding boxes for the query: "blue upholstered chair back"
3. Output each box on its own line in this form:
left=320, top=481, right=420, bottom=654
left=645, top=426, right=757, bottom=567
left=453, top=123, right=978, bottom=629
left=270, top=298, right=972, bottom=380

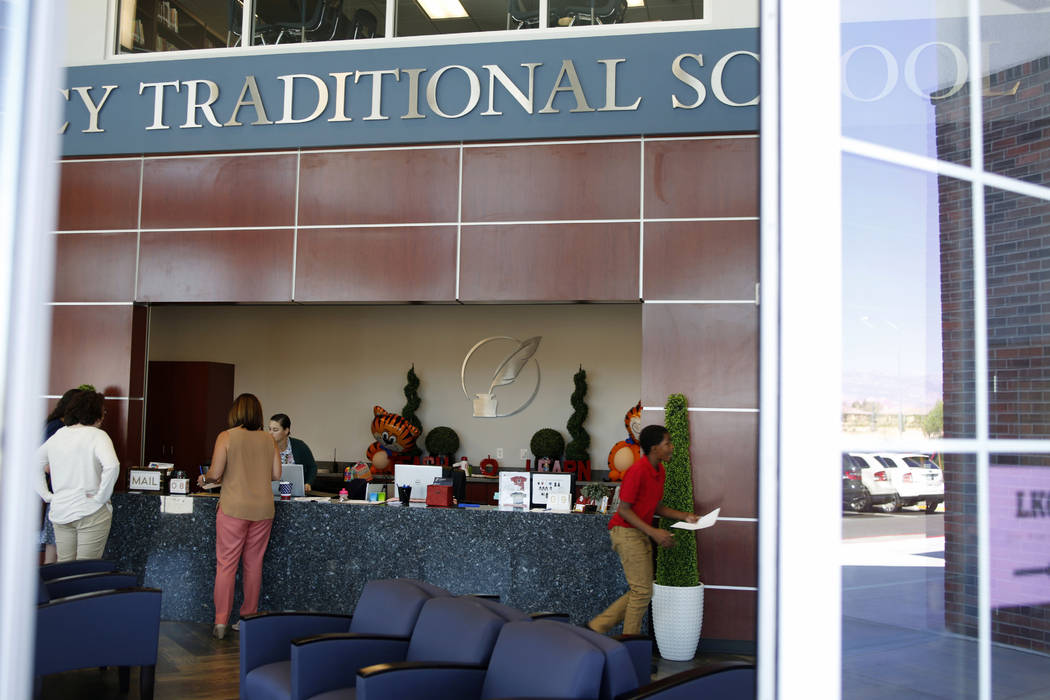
left=406, top=597, right=505, bottom=665
left=402, top=579, right=452, bottom=598
left=481, top=621, right=605, bottom=700
left=466, top=596, right=532, bottom=622
left=562, top=625, right=640, bottom=699
left=349, top=578, right=432, bottom=636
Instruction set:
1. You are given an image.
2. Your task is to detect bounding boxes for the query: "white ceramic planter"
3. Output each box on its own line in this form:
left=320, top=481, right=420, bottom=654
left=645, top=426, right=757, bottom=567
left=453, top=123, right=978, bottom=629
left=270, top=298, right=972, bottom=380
left=651, top=582, right=704, bottom=661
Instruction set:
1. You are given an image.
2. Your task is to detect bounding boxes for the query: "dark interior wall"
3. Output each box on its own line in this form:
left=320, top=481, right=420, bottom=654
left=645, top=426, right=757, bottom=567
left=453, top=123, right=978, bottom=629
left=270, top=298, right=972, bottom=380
left=50, top=133, right=759, bottom=643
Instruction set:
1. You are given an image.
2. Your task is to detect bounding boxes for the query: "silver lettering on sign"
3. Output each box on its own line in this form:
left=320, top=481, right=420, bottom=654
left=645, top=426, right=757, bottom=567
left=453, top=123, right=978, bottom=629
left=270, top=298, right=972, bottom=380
left=481, top=63, right=540, bottom=116
left=841, top=44, right=898, bottom=102
left=180, top=79, right=222, bottom=129
left=355, top=69, right=401, bottom=121
left=539, top=60, right=594, bottom=114
left=328, top=72, right=354, bottom=122
left=60, top=89, right=70, bottom=134
left=276, top=74, right=329, bottom=124
left=140, top=80, right=181, bottom=130
left=711, top=51, right=758, bottom=107
left=427, top=65, right=481, bottom=119
left=70, top=85, right=118, bottom=133
left=670, top=53, right=705, bottom=109
left=401, top=68, right=427, bottom=120
left=224, top=75, right=272, bottom=126
left=597, top=59, right=641, bottom=112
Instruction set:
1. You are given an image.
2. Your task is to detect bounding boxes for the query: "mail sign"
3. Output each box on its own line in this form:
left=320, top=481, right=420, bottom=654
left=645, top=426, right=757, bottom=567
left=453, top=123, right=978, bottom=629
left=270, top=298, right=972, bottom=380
left=129, top=468, right=162, bottom=491
left=61, top=29, right=758, bottom=156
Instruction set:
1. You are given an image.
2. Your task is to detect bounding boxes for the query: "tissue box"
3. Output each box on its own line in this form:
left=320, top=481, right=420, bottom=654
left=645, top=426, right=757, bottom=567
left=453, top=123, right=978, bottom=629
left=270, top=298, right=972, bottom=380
left=426, top=484, right=454, bottom=507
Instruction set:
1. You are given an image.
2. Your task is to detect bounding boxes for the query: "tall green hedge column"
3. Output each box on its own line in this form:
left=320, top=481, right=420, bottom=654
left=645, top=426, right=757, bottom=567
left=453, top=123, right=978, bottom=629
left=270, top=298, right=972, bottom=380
left=401, top=365, right=423, bottom=459
left=656, top=393, right=699, bottom=587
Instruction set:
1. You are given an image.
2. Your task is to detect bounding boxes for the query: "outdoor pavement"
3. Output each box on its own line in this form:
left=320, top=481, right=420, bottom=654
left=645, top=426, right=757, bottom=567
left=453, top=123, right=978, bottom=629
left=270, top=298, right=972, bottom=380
left=842, top=517, right=1050, bottom=698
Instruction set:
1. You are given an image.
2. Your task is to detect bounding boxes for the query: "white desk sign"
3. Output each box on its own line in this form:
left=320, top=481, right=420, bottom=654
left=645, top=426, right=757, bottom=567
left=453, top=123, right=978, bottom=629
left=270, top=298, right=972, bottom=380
left=161, top=495, right=194, bottom=514
left=546, top=492, right=571, bottom=512
left=129, top=469, right=161, bottom=491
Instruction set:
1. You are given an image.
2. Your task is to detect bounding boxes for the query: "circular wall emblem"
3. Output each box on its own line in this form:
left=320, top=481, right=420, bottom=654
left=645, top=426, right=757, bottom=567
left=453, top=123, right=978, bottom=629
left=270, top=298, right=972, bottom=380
left=460, top=336, right=542, bottom=418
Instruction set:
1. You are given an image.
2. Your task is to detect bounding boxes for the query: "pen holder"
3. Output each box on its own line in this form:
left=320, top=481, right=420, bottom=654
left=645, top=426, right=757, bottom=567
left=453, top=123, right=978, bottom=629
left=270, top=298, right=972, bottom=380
left=279, top=481, right=292, bottom=500
left=398, top=485, right=412, bottom=506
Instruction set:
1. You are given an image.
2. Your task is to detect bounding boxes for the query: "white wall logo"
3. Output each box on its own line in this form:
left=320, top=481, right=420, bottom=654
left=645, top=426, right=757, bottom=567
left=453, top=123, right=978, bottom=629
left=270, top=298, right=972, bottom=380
left=461, top=336, right=541, bottom=418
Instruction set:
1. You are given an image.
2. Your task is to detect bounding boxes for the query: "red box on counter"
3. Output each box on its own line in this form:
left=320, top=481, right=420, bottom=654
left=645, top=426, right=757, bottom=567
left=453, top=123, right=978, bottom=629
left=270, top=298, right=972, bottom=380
left=426, top=484, right=455, bottom=507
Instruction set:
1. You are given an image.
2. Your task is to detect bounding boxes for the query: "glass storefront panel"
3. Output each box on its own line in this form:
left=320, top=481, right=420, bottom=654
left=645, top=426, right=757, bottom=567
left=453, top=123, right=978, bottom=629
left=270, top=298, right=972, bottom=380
left=117, top=0, right=235, bottom=52
left=841, top=6, right=971, bottom=165
left=842, top=452, right=976, bottom=698
left=395, top=0, right=703, bottom=37
left=985, top=187, right=1050, bottom=440
left=117, top=0, right=380, bottom=53
left=842, top=156, right=974, bottom=442
left=980, top=8, right=1050, bottom=182
left=989, top=454, right=1050, bottom=695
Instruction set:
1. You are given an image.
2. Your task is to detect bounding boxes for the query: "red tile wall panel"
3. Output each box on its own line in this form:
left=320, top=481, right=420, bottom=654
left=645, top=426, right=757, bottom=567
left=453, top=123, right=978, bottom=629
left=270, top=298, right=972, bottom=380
left=695, top=521, right=757, bottom=588
left=642, top=303, right=758, bottom=408
left=48, top=305, right=138, bottom=398
left=641, top=408, right=757, bottom=519
left=700, top=589, right=757, bottom=641
left=136, top=229, right=294, bottom=302
left=52, top=233, right=137, bottom=303
left=461, top=142, right=640, bottom=222
left=644, top=138, right=758, bottom=219
left=295, top=226, right=457, bottom=301
left=57, top=159, right=140, bottom=231
left=642, top=221, right=758, bottom=300
left=299, top=149, right=460, bottom=225
left=459, top=223, right=638, bottom=301
left=141, top=154, right=297, bottom=229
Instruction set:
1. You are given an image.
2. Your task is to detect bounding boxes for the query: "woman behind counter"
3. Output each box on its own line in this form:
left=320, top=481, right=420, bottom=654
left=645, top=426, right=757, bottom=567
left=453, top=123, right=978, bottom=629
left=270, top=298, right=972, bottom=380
left=268, top=413, right=317, bottom=493
left=198, top=393, right=280, bottom=640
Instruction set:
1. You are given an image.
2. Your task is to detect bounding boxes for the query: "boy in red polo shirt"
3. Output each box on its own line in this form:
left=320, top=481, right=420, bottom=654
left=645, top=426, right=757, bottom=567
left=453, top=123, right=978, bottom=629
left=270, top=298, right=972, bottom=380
left=588, top=425, right=698, bottom=635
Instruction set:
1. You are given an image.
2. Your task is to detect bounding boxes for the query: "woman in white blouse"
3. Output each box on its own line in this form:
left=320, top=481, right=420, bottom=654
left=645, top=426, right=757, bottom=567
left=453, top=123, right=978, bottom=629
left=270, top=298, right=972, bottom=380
left=36, top=390, right=120, bottom=561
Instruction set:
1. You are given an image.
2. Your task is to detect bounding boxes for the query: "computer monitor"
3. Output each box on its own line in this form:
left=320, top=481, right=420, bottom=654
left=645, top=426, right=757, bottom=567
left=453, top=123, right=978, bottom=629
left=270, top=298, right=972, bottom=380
left=394, top=464, right=444, bottom=502
left=272, top=463, right=306, bottom=497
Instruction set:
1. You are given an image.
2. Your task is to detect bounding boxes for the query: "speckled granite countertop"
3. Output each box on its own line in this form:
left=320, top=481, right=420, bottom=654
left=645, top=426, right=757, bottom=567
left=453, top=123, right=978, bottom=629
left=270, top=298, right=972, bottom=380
left=105, top=493, right=626, bottom=627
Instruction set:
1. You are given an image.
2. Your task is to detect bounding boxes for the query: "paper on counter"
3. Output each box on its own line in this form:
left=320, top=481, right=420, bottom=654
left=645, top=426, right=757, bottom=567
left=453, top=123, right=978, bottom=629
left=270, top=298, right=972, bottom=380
left=671, top=507, right=720, bottom=530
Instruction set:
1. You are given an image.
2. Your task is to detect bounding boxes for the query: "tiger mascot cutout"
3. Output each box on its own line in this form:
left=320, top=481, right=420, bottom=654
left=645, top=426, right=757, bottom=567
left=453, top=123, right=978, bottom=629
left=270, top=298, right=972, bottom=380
left=365, top=405, right=421, bottom=475
left=607, top=401, right=643, bottom=481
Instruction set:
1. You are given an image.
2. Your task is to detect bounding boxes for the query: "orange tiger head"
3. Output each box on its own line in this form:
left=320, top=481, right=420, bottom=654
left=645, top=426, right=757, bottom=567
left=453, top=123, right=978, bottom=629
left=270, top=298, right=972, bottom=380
left=370, top=405, right=420, bottom=453
left=625, top=401, right=642, bottom=443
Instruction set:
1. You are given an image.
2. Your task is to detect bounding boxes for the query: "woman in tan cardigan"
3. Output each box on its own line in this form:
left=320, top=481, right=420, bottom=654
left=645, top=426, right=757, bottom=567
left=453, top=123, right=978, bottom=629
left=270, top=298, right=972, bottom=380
left=198, top=393, right=280, bottom=639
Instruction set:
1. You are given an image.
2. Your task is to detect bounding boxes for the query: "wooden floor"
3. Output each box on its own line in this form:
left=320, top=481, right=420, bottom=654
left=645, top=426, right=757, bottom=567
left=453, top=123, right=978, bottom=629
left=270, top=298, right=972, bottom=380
left=38, top=621, right=753, bottom=699
left=39, top=622, right=240, bottom=700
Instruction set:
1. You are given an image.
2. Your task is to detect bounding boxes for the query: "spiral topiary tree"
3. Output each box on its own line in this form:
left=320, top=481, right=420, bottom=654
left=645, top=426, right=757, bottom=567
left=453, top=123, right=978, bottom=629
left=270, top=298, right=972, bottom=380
left=655, top=393, right=699, bottom=587
left=565, top=366, right=590, bottom=463
left=400, top=365, right=423, bottom=459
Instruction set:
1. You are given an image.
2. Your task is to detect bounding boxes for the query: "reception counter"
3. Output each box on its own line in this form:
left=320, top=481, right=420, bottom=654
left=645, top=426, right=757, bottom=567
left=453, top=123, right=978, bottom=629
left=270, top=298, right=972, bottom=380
left=105, top=493, right=625, bottom=627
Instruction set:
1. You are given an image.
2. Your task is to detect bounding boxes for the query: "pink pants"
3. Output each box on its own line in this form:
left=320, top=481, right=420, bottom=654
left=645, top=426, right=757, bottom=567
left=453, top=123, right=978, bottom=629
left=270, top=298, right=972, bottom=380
left=213, top=506, right=273, bottom=625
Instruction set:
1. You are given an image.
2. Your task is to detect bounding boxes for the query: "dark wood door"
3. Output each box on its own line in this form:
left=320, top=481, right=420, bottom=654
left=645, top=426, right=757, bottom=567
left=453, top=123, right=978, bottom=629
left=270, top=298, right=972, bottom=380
left=144, top=361, right=234, bottom=485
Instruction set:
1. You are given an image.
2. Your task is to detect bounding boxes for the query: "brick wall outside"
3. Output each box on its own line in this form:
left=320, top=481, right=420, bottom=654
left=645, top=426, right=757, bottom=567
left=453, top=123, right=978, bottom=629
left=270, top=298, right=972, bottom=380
left=937, top=55, right=1050, bottom=652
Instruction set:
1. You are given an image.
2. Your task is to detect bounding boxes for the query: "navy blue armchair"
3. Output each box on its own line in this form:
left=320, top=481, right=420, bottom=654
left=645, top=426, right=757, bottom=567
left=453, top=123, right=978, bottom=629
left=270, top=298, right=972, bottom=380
left=615, top=661, right=756, bottom=700
left=35, top=586, right=162, bottom=700
left=292, top=595, right=506, bottom=699
left=39, top=559, right=117, bottom=581
left=43, top=571, right=138, bottom=600
left=355, top=620, right=607, bottom=700
left=240, top=578, right=447, bottom=700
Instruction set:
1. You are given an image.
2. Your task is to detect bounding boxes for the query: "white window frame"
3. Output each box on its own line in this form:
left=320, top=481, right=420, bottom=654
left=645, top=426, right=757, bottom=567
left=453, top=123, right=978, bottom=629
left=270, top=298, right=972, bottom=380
left=763, top=0, right=1050, bottom=698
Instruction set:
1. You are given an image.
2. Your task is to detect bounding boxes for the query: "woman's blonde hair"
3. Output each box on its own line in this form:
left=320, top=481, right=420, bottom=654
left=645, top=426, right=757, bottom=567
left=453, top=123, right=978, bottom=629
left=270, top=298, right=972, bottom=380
left=227, top=393, right=263, bottom=430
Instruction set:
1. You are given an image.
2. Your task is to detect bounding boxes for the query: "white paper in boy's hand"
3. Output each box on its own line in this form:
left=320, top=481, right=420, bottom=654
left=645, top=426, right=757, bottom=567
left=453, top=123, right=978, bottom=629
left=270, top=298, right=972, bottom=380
left=671, top=507, right=720, bottom=530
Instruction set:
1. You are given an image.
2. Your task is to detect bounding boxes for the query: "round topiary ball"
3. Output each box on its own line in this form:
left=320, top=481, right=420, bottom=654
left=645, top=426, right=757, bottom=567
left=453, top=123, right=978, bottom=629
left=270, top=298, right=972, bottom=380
left=425, top=426, right=460, bottom=457
left=530, top=428, right=566, bottom=459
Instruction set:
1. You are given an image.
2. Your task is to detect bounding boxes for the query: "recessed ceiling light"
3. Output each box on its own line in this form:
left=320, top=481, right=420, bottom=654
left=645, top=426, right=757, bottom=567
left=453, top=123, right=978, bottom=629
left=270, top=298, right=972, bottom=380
left=626, top=0, right=645, bottom=6
left=417, top=0, right=469, bottom=19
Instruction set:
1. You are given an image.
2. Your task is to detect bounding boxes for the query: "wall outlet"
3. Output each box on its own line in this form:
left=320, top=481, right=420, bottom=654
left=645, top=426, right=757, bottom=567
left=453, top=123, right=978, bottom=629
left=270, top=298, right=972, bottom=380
left=520, top=448, right=528, bottom=460
left=496, top=448, right=503, bottom=459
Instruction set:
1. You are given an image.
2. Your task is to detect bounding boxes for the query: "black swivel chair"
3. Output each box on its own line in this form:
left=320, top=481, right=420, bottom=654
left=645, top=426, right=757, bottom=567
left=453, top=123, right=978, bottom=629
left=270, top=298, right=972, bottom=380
left=347, top=7, right=378, bottom=38
left=508, top=0, right=559, bottom=29
left=557, top=0, right=628, bottom=25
